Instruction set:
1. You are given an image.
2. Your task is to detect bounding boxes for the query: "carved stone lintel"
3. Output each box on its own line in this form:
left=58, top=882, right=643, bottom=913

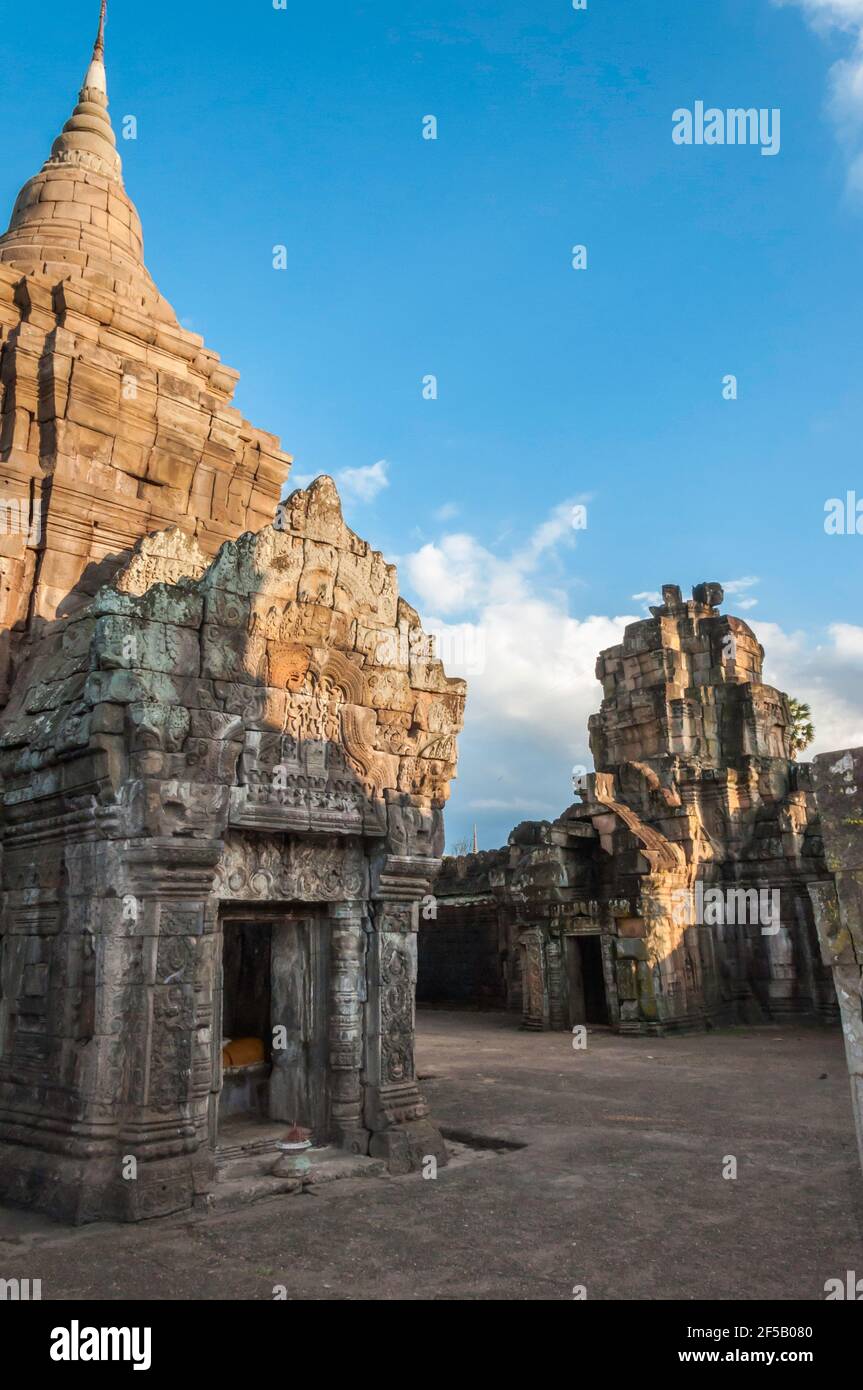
left=213, top=833, right=368, bottom=903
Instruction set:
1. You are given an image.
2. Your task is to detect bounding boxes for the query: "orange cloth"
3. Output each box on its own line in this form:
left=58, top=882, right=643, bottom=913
left=222, top=1037, right=266, bottom=1068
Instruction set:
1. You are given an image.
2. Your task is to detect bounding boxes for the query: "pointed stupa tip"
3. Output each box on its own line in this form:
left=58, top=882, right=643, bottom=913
left=82, top=0, right=108, bottom=96
left=45, top=0, right=121, bottom=184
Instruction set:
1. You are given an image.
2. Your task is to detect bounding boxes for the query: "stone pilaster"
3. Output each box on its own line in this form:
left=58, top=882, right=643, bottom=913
left=810, top=747, right=863, bottom=1177
left=328, top=900, right=370, bottom=1156
left=518, top=927, right=548, bottom=1030
left=364, top=855, right=448, bottom=1174
left=111, top=837, right=223, bottom=1220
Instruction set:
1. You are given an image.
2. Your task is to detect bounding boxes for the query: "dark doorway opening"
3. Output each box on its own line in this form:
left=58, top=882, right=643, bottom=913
left=216, top=909, right=331, bottom=1142
left=566, top=934, right=610, bottom=1027
left=221, top=919, right=273, bottom=1123
left=223, top=919, right=272, bottom=1046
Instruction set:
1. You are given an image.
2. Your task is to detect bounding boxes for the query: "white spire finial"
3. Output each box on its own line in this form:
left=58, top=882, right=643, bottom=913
left=42, top=0, right=120, bottom=182
left=82, top=0, right=109, bottom=100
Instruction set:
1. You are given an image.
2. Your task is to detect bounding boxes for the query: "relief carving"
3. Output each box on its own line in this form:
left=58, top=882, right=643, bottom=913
left=380, top=941, right=415, bottom=1085
left=213, top=834, right=367, bottom=903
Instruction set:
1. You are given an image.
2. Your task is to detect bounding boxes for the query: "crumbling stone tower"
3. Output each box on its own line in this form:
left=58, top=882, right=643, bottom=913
left=581, top=582, right=832, bottom=1028
left=0, top=7, right=463, bottom=1222
left=430, top=584, right=833, bottom=1035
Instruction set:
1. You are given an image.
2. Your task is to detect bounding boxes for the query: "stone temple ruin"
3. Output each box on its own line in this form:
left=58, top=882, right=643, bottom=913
left=425, top=583, right=835, bottom=1031
left=0, top=10, right=861, bottom=1229
left=0, top=9, right=463, bottom=1221
left=423, top=582, right=863, bottom=1175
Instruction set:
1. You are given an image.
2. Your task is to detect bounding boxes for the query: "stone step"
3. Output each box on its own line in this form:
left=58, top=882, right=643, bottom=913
left=304, top=1148, right=386, bottom=1186
left=210, top=1173, right=302, bottom=1211
left=213, top=1145, right=387, bottom=1199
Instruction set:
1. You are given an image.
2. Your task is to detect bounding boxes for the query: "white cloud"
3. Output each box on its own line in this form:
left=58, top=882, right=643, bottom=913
left=403, top=505, right=863, bottom=850
left=752, top=617, right=863, bottom=753
left=337, top=459, right=389, bottom=503
left=632, top=590, right=660, bottom=614
left=434, top=502, right=459, bottom=521
left=288, top=472, right=315, bottom=491
left=722, top=575, right=760, bottom=611
left=283, top=460, right=390, bottom=506
left=402, top=503, right=632, bottom=846
left=405, top=499, right=584, bottom=617
left=776, top=0, right=863, bottom=189
left=778, top=0, right=863, bottom=26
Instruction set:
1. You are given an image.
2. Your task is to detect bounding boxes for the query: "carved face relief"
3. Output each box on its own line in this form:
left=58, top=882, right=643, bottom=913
left=269, top=643, right=312, bottom=691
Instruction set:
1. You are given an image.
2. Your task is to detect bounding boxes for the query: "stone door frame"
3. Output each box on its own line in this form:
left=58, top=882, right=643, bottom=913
left=212, top=902, right=328, bottom=1149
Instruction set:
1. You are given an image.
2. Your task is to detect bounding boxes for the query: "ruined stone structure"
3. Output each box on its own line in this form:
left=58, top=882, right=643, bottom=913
left=0, top=8, right=463, bottom=1221
left=428, top=584, right=835, bottom=1036
left=808, top=750, right=863, bottom=1176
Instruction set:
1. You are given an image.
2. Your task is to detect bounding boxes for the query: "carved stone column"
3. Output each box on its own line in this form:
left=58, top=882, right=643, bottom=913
left=364, top=855, right=448, bottom=1174
left=328, top=900, right=370, bottom=1155
left=546, top=930, right=566, bottom=1030
left=518, top=927, right=548, bottom=1030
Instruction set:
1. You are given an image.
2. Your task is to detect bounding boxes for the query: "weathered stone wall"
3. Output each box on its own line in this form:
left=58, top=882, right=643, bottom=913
left=0, top=480, right=465, bottom=1220
left=0, top=258, right=291, bottom=686
left=809, top=749, right=863, bottom=1176
left=417, top=902, right=505, bottom=1006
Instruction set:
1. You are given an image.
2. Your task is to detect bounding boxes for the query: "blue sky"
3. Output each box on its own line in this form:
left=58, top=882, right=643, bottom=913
left=3, top=0, right=863, bottom=850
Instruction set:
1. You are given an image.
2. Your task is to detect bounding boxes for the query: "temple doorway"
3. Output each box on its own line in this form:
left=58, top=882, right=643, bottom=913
left=216, top=908, right=331, bottom=1144
left=566, top=933, right=610, bottom=1027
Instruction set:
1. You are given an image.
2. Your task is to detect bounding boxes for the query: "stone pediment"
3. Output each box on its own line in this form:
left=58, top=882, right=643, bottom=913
left=0, top=478, right=465, bottom=857
left=114, top=528, right=210, bottom=596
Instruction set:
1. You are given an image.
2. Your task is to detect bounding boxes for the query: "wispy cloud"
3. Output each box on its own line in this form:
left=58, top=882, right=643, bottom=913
left=632, top=590, right=660, bottom=614
left=337, top=459, right=389, bottom=503
left=776, top=0, right=863, bottom=190
left=287, top=459, right=390, bottom=505
left=721, top=575, right=760, bottom=611
left=403, top=502, right=634, bottom=846
left=434, top=502, right=460, bottom=521
left=405, top=499, right=585, bottom=618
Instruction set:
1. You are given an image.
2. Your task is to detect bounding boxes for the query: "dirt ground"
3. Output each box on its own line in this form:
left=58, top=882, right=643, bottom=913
left=1, top=1009, right=861, bottom=1300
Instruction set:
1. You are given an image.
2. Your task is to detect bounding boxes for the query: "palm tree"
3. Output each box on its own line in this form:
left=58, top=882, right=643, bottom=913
left=787, top=698, right=815, bottom=759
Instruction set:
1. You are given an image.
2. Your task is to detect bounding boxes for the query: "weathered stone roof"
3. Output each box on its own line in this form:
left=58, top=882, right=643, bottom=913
left=0, top=2, right=176, bottom=324
left=0, top=478, right=466, bottom=841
